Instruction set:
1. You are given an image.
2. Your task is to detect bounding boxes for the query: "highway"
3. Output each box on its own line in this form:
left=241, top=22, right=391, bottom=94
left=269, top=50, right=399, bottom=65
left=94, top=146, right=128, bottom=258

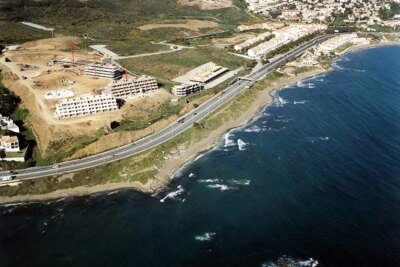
left=0, top=34, right=332, bottom=182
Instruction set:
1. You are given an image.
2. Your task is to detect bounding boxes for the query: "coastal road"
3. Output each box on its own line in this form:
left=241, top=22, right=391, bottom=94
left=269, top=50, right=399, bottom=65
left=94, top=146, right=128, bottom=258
left=0, top=34, right=333, bottom=182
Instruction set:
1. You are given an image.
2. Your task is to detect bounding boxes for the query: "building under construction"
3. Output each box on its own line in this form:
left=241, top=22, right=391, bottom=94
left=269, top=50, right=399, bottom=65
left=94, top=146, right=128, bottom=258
left=84, top=62, right=123, bottom=79
left=55, top=94, right=119, bottom=118
left=172, top=82, right=204, bottom=96
left=105, top=75, right=159, bottom=99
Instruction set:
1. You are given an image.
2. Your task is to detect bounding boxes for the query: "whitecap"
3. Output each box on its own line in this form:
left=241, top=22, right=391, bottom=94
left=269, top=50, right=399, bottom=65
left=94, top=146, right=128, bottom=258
left=293, top=100, right=308, bottom=105
left=194, top=232, right=216, bottom=241
left=244, top=125, right=262, bottom=133
left=237, top=139, right=248, bottom=151
left=160, top=185, right=184, bottom=203
left=197, top=178, right=222, bottom=183
left=207, top=184, right=237, bottom=191
left=224, top=132, right=235, bottom=147
left=188, top=173, right=196, bottom=178
left=261, top=257, right=319, bottom=267
left=228, top=179, right=251, bottom=186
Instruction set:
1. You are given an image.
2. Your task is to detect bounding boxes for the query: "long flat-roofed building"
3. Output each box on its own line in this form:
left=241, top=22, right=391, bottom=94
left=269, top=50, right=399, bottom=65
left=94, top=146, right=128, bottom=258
left=84, top=62, right=122, bottom=79
left=55, top=94, right=118, bottom=118
left=172, top=82, right=204, bottom=96
left=190, top=63, right=228, bottom=83
left=105, top=75, right=159, bottom=98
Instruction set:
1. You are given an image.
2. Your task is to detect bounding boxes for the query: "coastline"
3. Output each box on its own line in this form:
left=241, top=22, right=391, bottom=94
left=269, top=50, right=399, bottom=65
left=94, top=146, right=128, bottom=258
left=1, top=41, right=399, bottom=205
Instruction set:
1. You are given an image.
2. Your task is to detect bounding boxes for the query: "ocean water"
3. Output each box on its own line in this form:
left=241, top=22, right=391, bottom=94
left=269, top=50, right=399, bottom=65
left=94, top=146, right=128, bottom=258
left=1, top=46, right=400, bottom=267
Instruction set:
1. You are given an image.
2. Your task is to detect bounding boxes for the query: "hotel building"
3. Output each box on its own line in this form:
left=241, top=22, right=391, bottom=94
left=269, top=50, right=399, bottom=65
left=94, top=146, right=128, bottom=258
left=172, top=82, right=204, bottom=96
left=55, top=94, right=118, bottom=118
left=84, top=62, right=122, bottom=79
left=105, top=75, right=159, bottom=98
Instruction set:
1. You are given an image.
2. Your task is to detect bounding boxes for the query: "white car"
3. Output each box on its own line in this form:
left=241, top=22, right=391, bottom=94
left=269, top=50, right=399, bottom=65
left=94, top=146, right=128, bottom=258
left=1, top=175, right=13, bottom=181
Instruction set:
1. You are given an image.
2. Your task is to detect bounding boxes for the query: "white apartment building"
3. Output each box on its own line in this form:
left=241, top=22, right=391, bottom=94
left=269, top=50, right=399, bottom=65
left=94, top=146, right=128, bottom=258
left=319, top=34, right=358, bottom=52
left=234, top=32, right=273, bottom=52
left=190, top=64, right=228, bottom=83
left=0, top=135, right=20, bottom=152
left=0, top=115, right=20, bottom=133
left=84, top=62, right=122, bottom=79
left=55, top=94, right=118, bottom=118
left=247, top=24, right=325, bottom=58
left=172, top=82, right=204, bottom=96
left=105, top=75, right=159, bottom=98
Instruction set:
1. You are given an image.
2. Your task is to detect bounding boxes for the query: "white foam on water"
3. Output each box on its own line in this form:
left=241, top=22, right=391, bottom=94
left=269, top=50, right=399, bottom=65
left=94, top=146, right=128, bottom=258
left=160, top=185, right=184, bottom=203
left=194, top=153, right=204, bottom=162
left=188, top=173, right=196, bottom=178
left=197, top=178, right=222, bottom=183
left=207, top=184, right=237, bottom=191
left=261, top=257, right=319, bottom=267
left=237, top=139, right=248, bottom=151
left=194, top=232, right=216, bottom=241
left=293, top=100, right=308, bottom=105
left=228, top=179, right=251, bottom=186
left=244, top=125, right=262, bottom=133
left=224, top=132, right=236, bottom=147
left=275, top=96, right=289, bottom=107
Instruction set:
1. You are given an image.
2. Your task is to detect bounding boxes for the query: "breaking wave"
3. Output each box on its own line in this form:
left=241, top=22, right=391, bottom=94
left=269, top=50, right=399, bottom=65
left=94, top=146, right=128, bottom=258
left=261, top=256, right=319, bottom=267
left=197, top=178, right=222, bottom=183
left=160, top=185, right=185, bottom=203
left=237, top=139, right=248, bottom=151
left=244, top=125, right=262, bottom=133
left=194, top=232, right=216, bottom=241
left=224, top=131, right=236, bottom=147
left=228, top=179, right=251, bottom=186
left=207, top=184, right=238, bottom=191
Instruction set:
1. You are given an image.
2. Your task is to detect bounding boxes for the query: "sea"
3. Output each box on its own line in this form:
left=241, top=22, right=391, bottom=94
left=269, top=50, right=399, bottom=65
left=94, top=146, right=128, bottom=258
left=1, top=46, right=399, bottom=267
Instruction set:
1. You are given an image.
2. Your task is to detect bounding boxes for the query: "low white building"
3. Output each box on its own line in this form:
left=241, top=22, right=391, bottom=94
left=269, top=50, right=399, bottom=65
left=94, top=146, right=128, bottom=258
left=0, top=115, right=20, bottom=133
left=172, top=82, right=204, bottom=96
left=190, top=63, right=228, bottom=83
left=84, top=62, right=122, bottom=79
left=55, top=94, right=118, bottom=118
left=319, top=34, right=358, bottom=52
left=0, top=135, right=20, bottom=152
left=105, top=75, right=159, bottom=98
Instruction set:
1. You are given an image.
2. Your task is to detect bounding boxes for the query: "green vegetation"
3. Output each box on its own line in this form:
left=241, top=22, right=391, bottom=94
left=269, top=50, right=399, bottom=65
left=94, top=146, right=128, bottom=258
left=119, top=47, right=250, bottom=86
left=379, top=3, right=400, bottom=20
left=0, top=77, right=21, bottom=116
left=116, top=100, right=182, bottom=132
left=0, top=65, right=289, bottom=197
left=0, top=0, right=258, bottom=53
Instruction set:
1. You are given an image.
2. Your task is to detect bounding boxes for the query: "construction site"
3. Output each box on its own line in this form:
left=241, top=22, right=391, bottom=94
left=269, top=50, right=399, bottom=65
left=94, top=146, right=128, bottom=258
left=0, top=36, right=172, bottom=156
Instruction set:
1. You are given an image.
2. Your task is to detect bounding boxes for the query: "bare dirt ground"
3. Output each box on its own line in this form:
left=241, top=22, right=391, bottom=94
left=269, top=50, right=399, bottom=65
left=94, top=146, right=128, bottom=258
left=138, top=19, right=219, bottom=31
left=212, top=33, right=256, bottom=48
left=178, top=0, right=233, bottom=10
left=22, top=36, right=81, bottom=51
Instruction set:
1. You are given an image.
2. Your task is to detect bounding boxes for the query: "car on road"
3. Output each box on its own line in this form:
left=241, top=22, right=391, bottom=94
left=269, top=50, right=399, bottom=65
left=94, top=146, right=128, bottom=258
left=1, top=175, right=14, bottom=181
left=52, top=164, right=60, bottom=169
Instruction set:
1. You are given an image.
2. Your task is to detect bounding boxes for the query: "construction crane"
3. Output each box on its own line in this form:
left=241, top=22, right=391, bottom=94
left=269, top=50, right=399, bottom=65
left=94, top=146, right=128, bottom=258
left=68, top=41, right=78, bottom=65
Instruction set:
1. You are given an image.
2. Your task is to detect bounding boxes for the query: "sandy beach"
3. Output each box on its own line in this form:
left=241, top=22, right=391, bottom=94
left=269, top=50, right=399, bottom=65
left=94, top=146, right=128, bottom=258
left=1, top=41, right=399, bottom=205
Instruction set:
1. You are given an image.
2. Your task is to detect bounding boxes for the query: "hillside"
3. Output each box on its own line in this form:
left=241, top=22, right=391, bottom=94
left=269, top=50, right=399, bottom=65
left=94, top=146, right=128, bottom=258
left=0, top=0, right=256, bottom=45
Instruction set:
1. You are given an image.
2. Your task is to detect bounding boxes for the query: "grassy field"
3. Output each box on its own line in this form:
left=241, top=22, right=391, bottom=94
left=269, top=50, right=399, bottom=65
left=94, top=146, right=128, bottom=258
left=119, top=47, right=250, bottom=86
left=0, top=69, right=285, bottom=197
left=0, top=0, right=258, bottom=53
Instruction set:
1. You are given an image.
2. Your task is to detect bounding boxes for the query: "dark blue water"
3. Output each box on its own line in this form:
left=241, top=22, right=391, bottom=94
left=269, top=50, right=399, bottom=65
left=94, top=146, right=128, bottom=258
left=1, top=46, right=399, bottom=267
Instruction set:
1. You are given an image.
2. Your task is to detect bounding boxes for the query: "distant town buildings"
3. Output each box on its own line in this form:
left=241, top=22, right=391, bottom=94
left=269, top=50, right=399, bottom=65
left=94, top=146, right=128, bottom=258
left=244, top=0, right=394, bottom=24
left=55, top=94, right=119, bottom=118
left=104, top=75, right=159, bottom=99
left=246, top=24, right=325, bottom=58
left=84, top=62, right=122, bottom=79
left=172, top=82, right=204, bottom=96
